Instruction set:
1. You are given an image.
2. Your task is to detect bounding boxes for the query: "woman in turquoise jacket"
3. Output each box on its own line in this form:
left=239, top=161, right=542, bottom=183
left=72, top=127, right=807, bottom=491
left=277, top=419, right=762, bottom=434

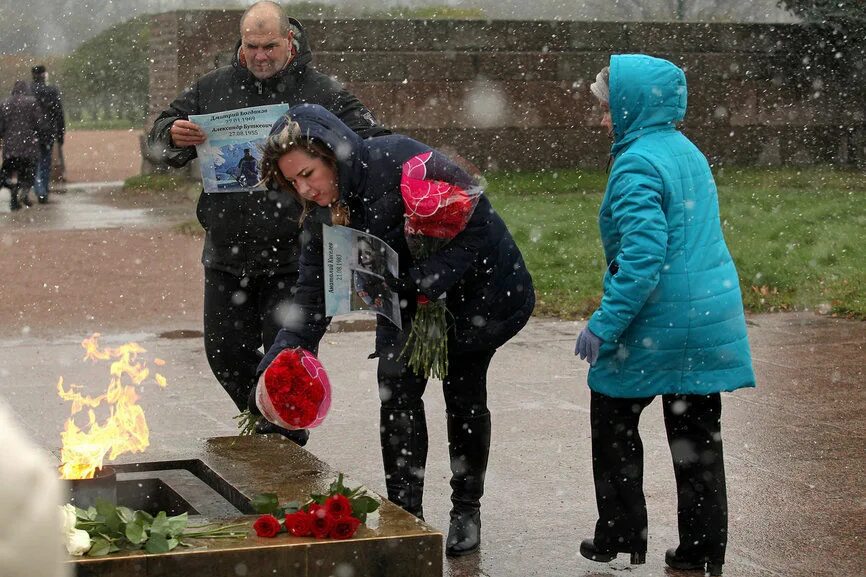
left=574, top=54, right=756, bottom=576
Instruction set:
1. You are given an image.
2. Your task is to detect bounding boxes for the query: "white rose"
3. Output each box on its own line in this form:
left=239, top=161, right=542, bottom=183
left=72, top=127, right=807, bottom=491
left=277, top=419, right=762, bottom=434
left=65, top=528, right=92, bottom=556
left=60, top=503, right=78, bottom=534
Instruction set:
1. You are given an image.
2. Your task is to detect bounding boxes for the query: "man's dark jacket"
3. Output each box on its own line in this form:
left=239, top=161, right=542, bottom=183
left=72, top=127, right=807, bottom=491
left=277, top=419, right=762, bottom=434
left=31, top=79, right=65, bottom=145
left=147, top=19, right=387, bottom=277
left=260, top=104, right=535, bottom=372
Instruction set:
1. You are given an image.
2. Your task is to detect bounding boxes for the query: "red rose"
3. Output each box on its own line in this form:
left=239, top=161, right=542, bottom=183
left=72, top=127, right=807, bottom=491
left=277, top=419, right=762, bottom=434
left=284, top=511, right=313, bottom=537
left=330, top=516, right=361, bottom=540
left=324, top=494, right=352, bottom=519
left=265, top=350, right=304, bottom=396
left=308, top=505, right=335, bottom=539
left=285, top=398, right=318, bottom=428
left=417, top=295, right=430, bottom=305
left=252, top=514, right=282, bottom=538
left=259, top=348, right=331, bottom=430
left=306, top=382, right=325, bottom=405
left=402, top=162, right=476, bottom=240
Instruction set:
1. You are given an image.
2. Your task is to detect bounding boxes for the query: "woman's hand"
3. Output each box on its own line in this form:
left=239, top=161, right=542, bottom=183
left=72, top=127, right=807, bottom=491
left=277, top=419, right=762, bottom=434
left=383, top=271, right=417, bottom=294
left=247, top=377, right=264, bottom=416
left=575, top=327, right=602, bottom=367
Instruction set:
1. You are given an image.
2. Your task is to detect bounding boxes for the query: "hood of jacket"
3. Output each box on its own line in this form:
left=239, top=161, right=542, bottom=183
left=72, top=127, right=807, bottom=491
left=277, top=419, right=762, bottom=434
left=269, top=103, right=366, bottom=205
left=11, top=80, right=29, bottom=96
left=231, top=17, right=314, bottom=88
left=609, top=54, right=687, bottom=157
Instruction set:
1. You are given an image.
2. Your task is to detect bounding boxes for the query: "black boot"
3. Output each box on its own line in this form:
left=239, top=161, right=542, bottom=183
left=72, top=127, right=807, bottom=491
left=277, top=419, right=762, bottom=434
left=9, top=183, right=20, bottom=211
left=445, top=411, right=491, bottom=557
left=665, top=548, right=723, bottom=576
left=579, top=538, right=646, bottom=564
left=380, top=406, right=427, bottom=519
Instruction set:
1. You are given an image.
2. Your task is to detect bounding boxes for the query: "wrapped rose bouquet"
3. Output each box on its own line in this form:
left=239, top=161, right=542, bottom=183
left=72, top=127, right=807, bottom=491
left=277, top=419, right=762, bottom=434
left=400, top=151, right=483, bottom=379
left=237, top=347, right=331, bottom=434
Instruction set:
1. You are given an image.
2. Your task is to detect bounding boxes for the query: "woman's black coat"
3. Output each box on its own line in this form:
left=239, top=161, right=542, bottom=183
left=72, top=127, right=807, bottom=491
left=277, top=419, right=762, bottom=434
left=260, top=105, right=534, bottom=371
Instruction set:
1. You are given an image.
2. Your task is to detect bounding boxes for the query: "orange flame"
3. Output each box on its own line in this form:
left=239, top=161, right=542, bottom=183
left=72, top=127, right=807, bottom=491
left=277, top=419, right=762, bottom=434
left=58, top=333, right=168, bottom=480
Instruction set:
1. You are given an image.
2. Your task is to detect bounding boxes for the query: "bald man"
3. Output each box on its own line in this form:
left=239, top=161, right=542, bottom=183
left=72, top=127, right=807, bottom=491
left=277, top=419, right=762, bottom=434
left=148, top=1, right=387, bottom=445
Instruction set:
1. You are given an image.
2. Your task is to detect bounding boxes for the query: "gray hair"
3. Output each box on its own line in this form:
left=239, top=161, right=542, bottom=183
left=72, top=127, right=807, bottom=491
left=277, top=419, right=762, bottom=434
left=590, top=66, right=610, bottom=104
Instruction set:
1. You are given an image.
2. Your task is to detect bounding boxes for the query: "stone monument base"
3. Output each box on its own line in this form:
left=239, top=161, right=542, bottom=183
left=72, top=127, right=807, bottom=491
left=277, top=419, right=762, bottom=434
left=70, top=435, right=443, bottom=577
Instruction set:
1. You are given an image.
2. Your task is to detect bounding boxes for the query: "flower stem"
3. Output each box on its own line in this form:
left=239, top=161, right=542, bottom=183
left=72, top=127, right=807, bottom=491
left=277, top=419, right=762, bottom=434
left=234, top=410, right=260, bottom=436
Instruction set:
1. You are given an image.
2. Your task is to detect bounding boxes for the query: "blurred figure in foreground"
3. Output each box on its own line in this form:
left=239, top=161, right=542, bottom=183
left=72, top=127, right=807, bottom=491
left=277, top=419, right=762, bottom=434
left=0, top=399, right=71, bottom=577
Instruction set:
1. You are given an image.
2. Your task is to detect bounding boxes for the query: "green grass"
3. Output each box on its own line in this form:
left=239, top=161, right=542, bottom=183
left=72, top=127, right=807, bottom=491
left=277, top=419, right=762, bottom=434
left=66, top=118, right=141, bottom=131
left=173, top=219, right=204, bottom=237
left=486, top=167, right=866, bottom=319
left=122, top=173, right=192, bottom=193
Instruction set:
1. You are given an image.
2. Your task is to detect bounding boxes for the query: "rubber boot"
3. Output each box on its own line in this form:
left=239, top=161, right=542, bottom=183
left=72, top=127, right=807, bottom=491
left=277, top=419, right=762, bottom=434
left=380, top=406, right=427, bottom=519
left=445, top=411, right=491, bottom=557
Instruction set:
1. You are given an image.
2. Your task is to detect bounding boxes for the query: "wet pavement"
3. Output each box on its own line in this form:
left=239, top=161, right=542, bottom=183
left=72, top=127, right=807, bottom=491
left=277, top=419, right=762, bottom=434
left=1, top=181, right=193, bottom=229
left=1, top=183, right=864, bottom=576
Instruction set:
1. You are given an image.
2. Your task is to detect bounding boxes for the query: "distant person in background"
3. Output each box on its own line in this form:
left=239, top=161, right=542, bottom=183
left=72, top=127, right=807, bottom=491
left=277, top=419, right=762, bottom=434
left=0, top=80, right=43, bottom=211
left=31, top=64, right=65, bottom=203
left=235, top=148, right=258, bottom=187
left=0, top=399, right=71, bottom=577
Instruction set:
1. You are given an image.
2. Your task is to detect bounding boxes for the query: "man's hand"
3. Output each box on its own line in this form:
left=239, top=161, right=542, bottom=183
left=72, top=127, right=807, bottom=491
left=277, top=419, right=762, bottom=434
left=575, top=327, right=602, bottom=367
left=170, top=119, right=206, bottom=147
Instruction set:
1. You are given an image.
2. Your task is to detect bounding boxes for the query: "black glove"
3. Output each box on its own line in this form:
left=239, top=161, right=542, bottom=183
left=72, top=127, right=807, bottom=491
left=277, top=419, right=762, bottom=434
left=247, top=384, right=262, bottom=416
left=383, top=270, right=418, bottom=294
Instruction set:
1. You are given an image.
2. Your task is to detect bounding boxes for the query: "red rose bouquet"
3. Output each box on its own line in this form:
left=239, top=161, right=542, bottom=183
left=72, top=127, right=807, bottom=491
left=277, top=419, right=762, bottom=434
left=250, top=474, right=379, bottom=541
left=236, top=347, right=331, bottom=435
left=400, top=151, right=483, bottom=379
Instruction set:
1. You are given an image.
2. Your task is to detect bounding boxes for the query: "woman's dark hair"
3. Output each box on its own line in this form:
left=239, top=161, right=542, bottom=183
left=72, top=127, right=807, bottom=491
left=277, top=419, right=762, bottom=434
left=259, top=118, right=347, bottom=224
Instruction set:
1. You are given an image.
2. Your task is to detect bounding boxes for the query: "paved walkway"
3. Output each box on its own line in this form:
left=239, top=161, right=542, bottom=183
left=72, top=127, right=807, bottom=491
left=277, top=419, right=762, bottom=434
left=1, top=183, right=863, bottom=576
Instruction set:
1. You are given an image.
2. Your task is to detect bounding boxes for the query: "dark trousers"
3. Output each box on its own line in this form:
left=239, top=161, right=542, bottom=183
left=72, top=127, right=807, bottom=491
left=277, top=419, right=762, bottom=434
left=34, top=143, right=52, bottom=197
left=376, top=325, right=494, bottom=416
left=590, top=391, right=727, bottom=562
left=1, top=157, right=35, bottom=209
left=203, top=267, right=297, bottom=411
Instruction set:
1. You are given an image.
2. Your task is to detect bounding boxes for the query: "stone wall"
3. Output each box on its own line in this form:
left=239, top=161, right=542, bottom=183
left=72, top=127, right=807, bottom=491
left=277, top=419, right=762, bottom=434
left=146, top=12, right=866, bottom=170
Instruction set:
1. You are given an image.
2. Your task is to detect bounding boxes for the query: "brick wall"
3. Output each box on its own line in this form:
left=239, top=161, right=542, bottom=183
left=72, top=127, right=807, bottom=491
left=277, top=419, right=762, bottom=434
left=146, top=13, right=866, bottom=170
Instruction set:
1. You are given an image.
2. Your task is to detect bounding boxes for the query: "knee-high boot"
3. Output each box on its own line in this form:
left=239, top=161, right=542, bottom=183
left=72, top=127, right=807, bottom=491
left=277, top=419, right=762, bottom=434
left=380, top=406, right=428, bottom=519
left=446, top=411, right=491, bottom=557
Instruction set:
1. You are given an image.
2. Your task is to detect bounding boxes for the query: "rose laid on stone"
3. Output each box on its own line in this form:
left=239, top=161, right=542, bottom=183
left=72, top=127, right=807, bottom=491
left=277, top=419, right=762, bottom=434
left=250, top=474, right=379, bottom=541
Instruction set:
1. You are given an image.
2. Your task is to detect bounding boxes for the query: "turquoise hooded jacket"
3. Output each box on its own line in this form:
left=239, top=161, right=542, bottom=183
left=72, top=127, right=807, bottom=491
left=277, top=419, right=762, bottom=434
left=587, top=54, right=756, bottom=398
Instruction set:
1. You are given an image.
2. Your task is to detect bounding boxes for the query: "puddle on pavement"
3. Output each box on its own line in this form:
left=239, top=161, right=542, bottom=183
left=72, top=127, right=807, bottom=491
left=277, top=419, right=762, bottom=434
left=159, top=330, right=204, bottom=339
left=0, top=182, right=193, bottom=230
